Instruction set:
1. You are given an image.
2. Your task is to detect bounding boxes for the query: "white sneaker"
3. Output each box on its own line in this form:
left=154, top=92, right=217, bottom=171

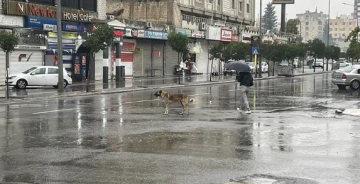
left=245, top=110, right=251, bottom=114
left=237, top=108, right=242, bottom=113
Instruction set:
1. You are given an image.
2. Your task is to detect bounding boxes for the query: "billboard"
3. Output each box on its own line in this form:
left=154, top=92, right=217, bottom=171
left=272, top=0, right=295, bottom=4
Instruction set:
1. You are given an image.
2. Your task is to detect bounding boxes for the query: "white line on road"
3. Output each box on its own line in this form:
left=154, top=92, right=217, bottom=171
left=32, top=108, right=79, bottom=115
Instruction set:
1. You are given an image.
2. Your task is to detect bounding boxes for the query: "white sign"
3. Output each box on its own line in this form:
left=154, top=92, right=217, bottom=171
left=272, top=0, right=295, bottom=4
left=0, top=14, right=24, bottom=27
left=125, top=29, right=132, bottom=37
left=138, top=30, right=145, bottom=38
left=221, top=29, right=233, bottom=41
left=43, top=24, right=57, bottom=32
left=206, top=26, right=221, bottom=40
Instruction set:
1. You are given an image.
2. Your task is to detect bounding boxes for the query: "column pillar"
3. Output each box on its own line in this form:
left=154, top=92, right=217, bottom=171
left=115, top=42, right=122, bottom=82
left=103, top=47, right=109, bottom=83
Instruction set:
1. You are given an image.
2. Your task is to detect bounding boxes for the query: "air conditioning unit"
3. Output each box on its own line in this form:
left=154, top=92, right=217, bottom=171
left=107, top=15, right=115, bottom=20
left=146, top=22, right=153, bottom=28
left=199, top=22, right=206, bottom=31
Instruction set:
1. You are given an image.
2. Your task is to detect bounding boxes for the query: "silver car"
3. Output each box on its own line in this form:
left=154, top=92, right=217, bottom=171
left=331, top=65, right=360, bottom=90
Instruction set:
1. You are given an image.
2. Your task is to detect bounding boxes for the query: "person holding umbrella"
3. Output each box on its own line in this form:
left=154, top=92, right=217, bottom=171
left=225, top=61, right=253, bottom=114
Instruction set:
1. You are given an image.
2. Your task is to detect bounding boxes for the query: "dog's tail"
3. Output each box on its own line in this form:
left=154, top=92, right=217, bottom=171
left=189, top=98, right=195, bottom=103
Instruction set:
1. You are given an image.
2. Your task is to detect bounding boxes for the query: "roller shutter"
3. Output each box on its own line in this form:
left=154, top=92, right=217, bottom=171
left=165, top=44, right=179, bottom=76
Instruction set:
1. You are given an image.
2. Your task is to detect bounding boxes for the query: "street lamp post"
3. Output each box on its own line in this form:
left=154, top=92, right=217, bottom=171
left=258, top=0, right=263, bottom=78
left=56, top=0, right=64, bottom=92
left=326, top=0, right=330, bottom=71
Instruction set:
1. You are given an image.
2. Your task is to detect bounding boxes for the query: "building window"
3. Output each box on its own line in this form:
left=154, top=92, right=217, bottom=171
left=62, top=0, right=79, bottom=9
left=342, top=33, right=345, bottom=37
left=318, top=21, right=322, bottom=25
left=239, top=1, right=243, bottom=11
left=335, top=22, right=337, bottom=25
left=306, top=27, right=309, bottom=31
left=335, top=28, right=337, bottom=31
left=232, top=0, right=235, bottom=9
left=246, top=3, right=250, bottom=13
left=80, top=0, right=97, bottom=11
left=349, top=22, right=352, bottom=25
left=306, top=22, right=309, bottom=25
left=218, top=0, right=221, bottom=6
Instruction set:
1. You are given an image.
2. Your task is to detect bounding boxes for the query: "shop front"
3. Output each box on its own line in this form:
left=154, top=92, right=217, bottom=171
left=133, top=30, right=168, bottom=77
left=206, top=26, right=222, bottom=74
left=0, top=14, right=24, bottom=84
left=10, top=28, right=47, bottom=77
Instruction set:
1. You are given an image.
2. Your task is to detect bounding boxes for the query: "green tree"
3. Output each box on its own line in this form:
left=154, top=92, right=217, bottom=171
left=286, top=19, right=300, bottom=34
left=209, top=43, right=225, bottom=81
left=345, top=27, right=360, bottom=63
left=222, top=42, right=250, bottom=61
left=167, top=32, right=190, bottom=64
left=83, top=24, right=114, bottom=89
left=0, top=30, right=19, bottom=99
left=308, top=38, right=326, bottom=71
left=325, top=45, right=341, bottom=61
left=262, top=3, right=278, bottom=32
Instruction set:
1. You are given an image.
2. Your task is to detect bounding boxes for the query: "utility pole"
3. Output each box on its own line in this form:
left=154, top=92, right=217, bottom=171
left=258, top=0, right=263, bottom=78
left=56, top=0, right=64, bottom=92
left=326, top=0, right=330, bottom=71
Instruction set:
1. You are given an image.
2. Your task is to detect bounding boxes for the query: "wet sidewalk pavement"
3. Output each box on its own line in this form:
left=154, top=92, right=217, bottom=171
left=0, top=68, right=329, bottom=100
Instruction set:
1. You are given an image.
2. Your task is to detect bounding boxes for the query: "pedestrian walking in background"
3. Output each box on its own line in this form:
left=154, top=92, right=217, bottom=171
left=236, top=72, right=254, bottom=114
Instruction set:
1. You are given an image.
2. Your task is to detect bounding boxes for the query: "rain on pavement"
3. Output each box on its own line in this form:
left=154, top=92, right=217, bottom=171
left=0, top=73, right=359, bottom=184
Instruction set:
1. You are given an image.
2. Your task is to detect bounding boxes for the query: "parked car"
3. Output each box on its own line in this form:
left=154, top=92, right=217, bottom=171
left=313, top=60, right=324, bottom=69
left=246, top=62, right=255, bottom=73
left=335, top=60, right=352, bottom=68
left=257, top=62, right=268, bottom=73
left=6, top=66, right=73, bottom=89
left=331, top=65, right=360, bottom=90
left=279, top=61, right=289, bottom=66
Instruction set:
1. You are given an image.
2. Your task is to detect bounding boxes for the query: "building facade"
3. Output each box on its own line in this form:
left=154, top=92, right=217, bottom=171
left=329, top=15, right=357, bottom=52
left=296, top=10, right=328, bottom=43
left=106, top=0, right=256, bottom=77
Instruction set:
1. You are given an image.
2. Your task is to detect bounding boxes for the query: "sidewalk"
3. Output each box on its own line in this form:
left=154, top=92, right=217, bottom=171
left=1, top=69, right=330, bottom=100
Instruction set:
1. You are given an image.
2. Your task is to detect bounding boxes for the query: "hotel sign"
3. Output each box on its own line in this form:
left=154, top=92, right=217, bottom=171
left=272, top=0, right=295, bottom=4
left=6, top=1, right=97, bottom=22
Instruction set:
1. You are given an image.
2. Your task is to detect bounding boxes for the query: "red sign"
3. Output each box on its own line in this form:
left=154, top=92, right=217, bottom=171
left=232, top=35, right=239, bottom=42
left=121, top=42, right=136, bottom=52
left=113, top=30, right=123, bottom=37
left=220, top=29, right=233, bottom=41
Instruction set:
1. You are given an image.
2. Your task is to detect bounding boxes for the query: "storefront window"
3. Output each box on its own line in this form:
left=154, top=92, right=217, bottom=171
left=80, top=0, right=97, bottom=12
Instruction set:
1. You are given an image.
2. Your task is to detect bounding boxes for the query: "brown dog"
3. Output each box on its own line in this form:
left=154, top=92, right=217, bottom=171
left=154, top=90, right=194, bottom=115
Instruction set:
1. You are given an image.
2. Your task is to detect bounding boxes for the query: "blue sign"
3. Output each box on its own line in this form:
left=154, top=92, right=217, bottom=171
left=252, top=47, right=259, bottom=55
left=25, top=16, right=56, bottom=29
left=145, top=30, right=166, bottom=39
left=62, top=22, right=85, bottom=32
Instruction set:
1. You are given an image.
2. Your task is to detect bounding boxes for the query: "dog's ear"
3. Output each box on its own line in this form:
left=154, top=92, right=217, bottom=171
left=159, top=90, right=162, bottom=94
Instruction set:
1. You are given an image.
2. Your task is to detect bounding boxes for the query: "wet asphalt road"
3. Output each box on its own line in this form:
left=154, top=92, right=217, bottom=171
left=0, top=73, right=360, bottom=184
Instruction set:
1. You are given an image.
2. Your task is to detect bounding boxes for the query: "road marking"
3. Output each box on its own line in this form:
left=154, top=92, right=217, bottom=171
left=32, top=108, right=78, bottom=115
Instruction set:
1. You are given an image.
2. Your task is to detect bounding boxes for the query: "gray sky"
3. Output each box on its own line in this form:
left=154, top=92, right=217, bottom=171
left=255, top=0, right=355, bottom=20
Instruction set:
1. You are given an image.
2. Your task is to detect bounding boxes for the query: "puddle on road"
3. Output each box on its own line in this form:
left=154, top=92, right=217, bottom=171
left=228, top=174, right=318, bottom=184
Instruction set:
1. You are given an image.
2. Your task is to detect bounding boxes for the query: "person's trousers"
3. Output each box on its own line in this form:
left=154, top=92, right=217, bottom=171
left=239, top=85, right=250, bottom=110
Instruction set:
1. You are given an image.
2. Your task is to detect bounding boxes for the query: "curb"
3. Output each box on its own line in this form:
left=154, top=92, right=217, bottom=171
left=5, top=71, right=330, bottom=101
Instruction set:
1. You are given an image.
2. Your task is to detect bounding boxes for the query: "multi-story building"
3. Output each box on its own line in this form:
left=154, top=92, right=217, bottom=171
left=296, top=10, right=328, bottom=43
left=354, top=0, right=360, bottom=19
left=0, top=0, right=107, bottom=82
left=106, top=0, right=256, bottom=77
left=329, top=15, right=357, bottom=52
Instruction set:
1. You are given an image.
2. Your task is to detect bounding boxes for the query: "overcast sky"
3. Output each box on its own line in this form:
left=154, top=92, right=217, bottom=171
left=255, top=0, right=355, bottom=20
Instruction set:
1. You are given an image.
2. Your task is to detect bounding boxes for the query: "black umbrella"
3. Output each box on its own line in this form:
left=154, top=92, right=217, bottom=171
left=225, top=61, right=251, bottom=73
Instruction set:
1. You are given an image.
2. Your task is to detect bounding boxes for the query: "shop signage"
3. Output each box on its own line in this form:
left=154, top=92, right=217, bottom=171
left=206, top=26, right=221, bottom=40
left=0, top=14, right=24, bottom=27
left=113, top=29, right=124, bottom=42
left=220, top=29, right=233, bottom=41
left=122, top=42, right=136, bottom=52
left=272, top=0, right=295, bottom=4
left=48, top=32, right=77, bottom=39
left=125, top=29, right=132, bottom=37
left=14, top=28, right=46, bottom=47
left=131, top=29, right=138, bottom=37
left=6, top=1, right=96, bottom=22
left=25, top=16, right=56, bottom=29
left=138, top=30, right=145, bottom=38
left=43, top=24, right=57, bottom=32
left=175, top=28, right=192, bottom=37
left=62, top=22, right=85, bottom=32
left=191, top=30, right=205, bottom=39
left=145, top=30, right=166, bottom=39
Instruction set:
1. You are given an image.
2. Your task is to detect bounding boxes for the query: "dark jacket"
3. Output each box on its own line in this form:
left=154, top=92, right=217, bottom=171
left=236, top=72, right=253, bottom=87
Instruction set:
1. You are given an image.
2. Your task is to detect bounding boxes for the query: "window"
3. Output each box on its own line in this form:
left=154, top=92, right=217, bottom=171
left=232, top=0, right=235, bottom=9
left=349, top=22, right=352, bottom=25
left=48, top=68, right=58, bottom=74
left=335, top=28, right=337, bottom=31
left=29, top=0, right=53, bottom=5
left=306, top=27, right=309, bottom=31
left=318, top=21, right=322, bottom=25
left=246, top=3, right=249, bottom=13
left=80, top=0, right=97, bottom=11
left=33, top=68, right=46, bottom=75
left=342, top=33, right=345, bottom=37
left=306, top=22, right=309, bottom=25
left=218, top=0, right=221, bottom=6
left=239, top=1, right=243, bottom=11
left=343, top=22, right=346, bottom=25
left=62, top=0, right=79, bottom=9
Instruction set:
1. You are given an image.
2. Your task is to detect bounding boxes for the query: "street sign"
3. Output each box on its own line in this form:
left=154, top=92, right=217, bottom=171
left=272, top=0, right=295, bottom=4
left=252, top=47, right=259, bottom=55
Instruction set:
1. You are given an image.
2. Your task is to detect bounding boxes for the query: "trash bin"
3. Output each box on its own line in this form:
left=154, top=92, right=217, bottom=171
left=174, top=65, right=182, bottom=75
